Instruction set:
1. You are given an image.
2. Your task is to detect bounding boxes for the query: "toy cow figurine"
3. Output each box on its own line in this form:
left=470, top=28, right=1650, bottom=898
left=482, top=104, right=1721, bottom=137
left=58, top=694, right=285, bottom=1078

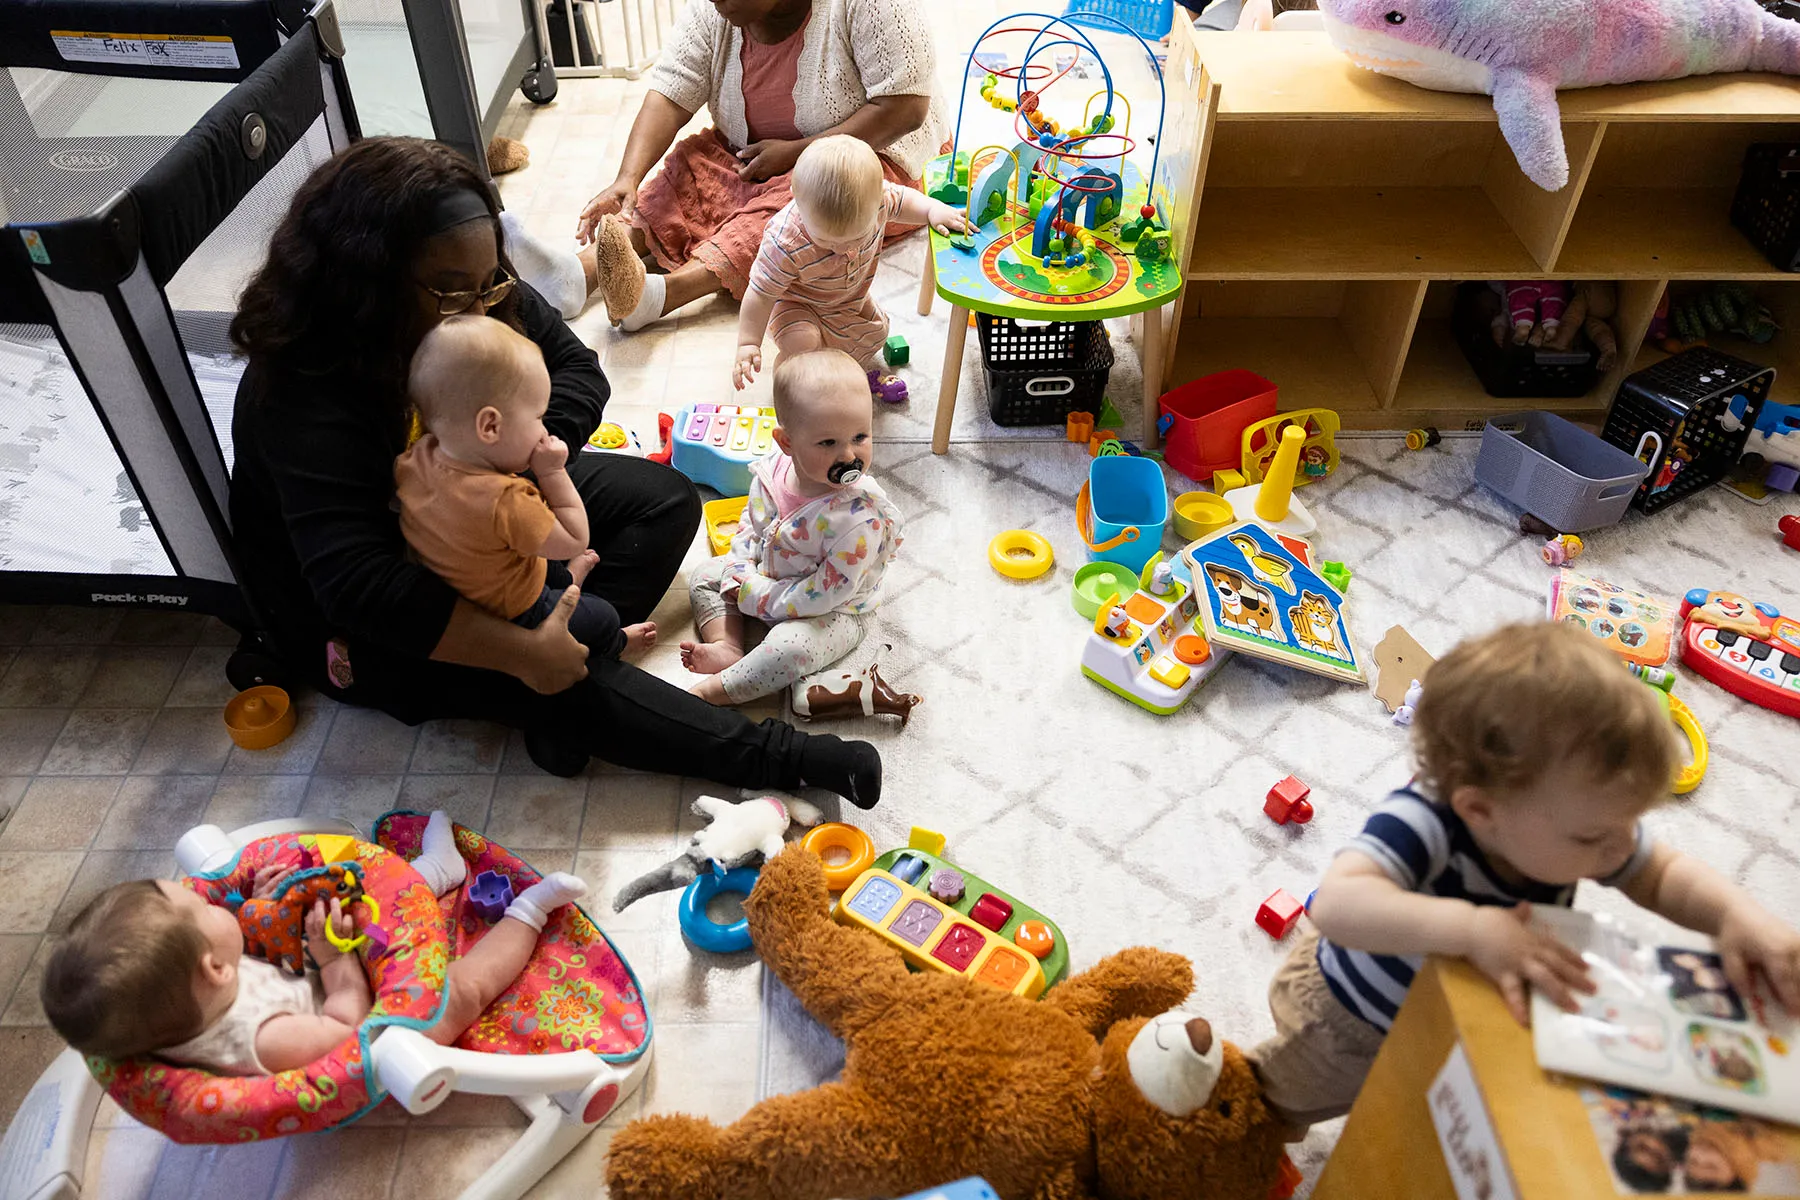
left=1102, top=604, right=1133, bottom=639
left=239, top=863, right=365, bottom=975
left=791, top=658, right=922, bottom=726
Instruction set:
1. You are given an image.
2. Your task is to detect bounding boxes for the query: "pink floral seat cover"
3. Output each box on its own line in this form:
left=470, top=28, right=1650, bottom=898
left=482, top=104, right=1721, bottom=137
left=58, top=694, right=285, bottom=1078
left=93, top=813, right=650, bottom=1143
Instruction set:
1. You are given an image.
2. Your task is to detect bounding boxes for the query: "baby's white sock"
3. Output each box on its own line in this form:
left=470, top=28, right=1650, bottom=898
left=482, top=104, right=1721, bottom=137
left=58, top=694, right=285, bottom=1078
left=411, top=810, right=468, bottom=897
left=499, top=210, right=588, bottom=319
left=619, top=274, right=667, bottom=333
left=505, top=871, right=588, bottom=932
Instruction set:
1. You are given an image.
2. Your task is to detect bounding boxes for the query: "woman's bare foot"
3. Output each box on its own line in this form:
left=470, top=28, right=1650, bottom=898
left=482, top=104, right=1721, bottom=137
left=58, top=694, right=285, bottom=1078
left=566, top=549, right=600, bottom=588
left=679, top=640, right=745, bottom=675
left=688, top=674, right=732, bottom=705
left=623, top=621, right=657, bottom=658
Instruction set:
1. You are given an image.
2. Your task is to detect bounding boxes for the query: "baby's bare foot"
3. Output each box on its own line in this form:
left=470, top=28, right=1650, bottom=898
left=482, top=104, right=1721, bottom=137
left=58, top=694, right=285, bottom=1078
left=622, top=621, right=657, bottom=658
left=566, top=549, right=599, bottom=588
left=679, top=640, right=745, bottom=675
left=688, top=674, right=731, bottom=705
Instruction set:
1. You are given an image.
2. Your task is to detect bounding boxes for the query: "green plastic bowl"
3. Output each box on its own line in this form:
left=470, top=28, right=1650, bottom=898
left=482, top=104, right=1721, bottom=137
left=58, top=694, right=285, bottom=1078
left=1071, top=561, right=1140, bottom=621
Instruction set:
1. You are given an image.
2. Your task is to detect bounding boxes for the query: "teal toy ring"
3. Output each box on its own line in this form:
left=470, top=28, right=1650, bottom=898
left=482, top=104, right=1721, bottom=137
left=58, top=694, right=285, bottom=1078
left=678, top=866, right=759, bottom=953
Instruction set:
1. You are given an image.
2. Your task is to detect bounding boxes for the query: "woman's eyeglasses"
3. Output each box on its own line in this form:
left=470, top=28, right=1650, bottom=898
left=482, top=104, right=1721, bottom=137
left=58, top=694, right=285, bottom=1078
left=417, top=269, right=516, bottom=315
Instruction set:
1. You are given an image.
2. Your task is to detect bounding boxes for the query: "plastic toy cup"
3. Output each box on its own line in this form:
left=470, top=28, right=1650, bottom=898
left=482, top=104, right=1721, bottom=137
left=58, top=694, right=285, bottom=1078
left=1078, top=456, right=1168, bottom=573
left=1071, top=561, right=1141, bottom=620
left=1171, top=492, right=1233, bottom=541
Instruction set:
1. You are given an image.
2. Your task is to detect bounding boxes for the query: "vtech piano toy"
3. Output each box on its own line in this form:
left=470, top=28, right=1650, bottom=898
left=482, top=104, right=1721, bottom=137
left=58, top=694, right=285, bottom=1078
left=672, top=403, right=777, bottom=496
left=1679, top=589, right=1800, bottom=719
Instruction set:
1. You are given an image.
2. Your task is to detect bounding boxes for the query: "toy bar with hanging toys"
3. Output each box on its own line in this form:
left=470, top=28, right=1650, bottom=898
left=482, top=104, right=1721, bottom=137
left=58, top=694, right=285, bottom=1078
left=1679, top=588, right=1800, bottom=719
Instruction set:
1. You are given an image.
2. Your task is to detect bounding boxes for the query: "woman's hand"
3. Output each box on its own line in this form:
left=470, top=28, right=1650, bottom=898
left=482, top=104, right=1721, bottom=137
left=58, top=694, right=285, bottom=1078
left=736, top=139, right=806, bottom=183
left=1716, top=901, right=1800, bottom=1014
left=1465, top=903, right=1595, bottom=1025
left=305, top=898, right=354, bottom=966
left=927, top=200, right=970, bottom=235
left=577, top=178, right=639, bottom=245
left=530, top=433, right=570, bottom=478
left=733, top=344, right=763, bottom=390
left=518, top=586, right=591, bottom=694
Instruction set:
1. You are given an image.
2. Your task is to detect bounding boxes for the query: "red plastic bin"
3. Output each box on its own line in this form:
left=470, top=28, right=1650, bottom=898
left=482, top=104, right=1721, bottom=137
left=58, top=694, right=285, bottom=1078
left=1158, top=370, right=1278, bottom=483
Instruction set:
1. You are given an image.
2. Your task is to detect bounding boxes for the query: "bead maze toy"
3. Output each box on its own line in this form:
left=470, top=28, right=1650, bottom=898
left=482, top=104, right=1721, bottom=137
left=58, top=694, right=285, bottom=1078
left=831, top=830, right=1069, bottom=999
left=1184, top=521, right=1365, bottom=685
left=672, top=403, right=777, bottom=496
left=1080, top=550, right=1227, bottom=714
left=920, top=12, right=1188, bottom=454
left=1679, top=588, right=1800, bottom=719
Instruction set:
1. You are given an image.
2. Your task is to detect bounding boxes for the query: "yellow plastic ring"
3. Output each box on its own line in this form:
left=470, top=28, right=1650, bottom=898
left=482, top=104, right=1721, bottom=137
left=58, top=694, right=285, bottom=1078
left=988, top=530, right=1054, bottom=580
left=1668, top=694, right=1708, bottom=795
left=800, top=823, right=877, bottom=891
left=325, top=893, right=379, bottom=954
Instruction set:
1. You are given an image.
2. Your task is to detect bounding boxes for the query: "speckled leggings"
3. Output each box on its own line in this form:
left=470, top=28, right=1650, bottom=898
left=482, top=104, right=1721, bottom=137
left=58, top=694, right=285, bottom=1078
left=689, top=555, right=868, bottom=703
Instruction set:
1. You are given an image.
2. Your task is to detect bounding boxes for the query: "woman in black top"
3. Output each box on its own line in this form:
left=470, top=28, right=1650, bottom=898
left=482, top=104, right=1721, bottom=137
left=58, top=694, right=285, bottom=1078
left=228, top=137, right=879, bottom=805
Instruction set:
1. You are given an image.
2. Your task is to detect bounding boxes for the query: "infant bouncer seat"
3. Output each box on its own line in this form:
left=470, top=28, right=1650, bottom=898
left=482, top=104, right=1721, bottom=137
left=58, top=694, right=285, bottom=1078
left=0, top=813, right=652, bottom=1200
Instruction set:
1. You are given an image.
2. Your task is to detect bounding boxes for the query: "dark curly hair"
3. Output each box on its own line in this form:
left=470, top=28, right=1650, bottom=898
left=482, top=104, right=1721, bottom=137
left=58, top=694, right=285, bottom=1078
left=231, top=137, right=519, bottom=407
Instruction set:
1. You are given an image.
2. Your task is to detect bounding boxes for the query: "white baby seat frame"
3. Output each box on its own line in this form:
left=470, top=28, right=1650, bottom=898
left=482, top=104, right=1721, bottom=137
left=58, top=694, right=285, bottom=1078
left=0, top=817, right=651, bottom=1200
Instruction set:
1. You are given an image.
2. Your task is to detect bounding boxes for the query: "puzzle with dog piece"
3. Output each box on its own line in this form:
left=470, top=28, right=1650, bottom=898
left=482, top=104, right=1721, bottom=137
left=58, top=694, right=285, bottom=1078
left=1183, top=522, right=1365, bottom=685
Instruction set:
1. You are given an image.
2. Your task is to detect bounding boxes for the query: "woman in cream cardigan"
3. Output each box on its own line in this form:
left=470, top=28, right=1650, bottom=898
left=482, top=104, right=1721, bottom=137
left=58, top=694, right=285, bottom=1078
left=573, top=0, right=948, bottom=330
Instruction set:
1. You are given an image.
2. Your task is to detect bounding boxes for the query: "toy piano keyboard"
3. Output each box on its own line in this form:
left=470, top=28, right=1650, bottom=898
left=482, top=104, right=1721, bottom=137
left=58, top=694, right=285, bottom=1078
left=1081, top=553, right=1227, bottom=715
left=834, top=847, right=1068, bottom=999
left=672, top=403, right=777, bottom=497
left=1680, top=589, right=1800, bottom=718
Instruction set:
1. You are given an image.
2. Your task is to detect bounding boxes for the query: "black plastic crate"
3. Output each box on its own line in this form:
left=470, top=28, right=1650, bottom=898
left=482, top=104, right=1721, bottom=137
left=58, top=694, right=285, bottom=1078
left=976, top=315, right=1114, bottom=426
left=1600, top=347, right=1773, bottom=514
left=1452, top=282, right=1601, bottom=399
left=1731, top=143, right=1800, bottom=272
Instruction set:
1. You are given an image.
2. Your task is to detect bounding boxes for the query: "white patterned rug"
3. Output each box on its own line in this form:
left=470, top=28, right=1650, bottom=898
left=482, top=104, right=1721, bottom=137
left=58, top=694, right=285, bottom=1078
left=752, top=419, right=1800, bottom=1193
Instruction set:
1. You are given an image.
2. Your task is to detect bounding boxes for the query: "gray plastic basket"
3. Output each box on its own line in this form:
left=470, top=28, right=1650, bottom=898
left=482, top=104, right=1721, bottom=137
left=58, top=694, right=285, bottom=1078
left=1474, top=411, right=1650, bottom=532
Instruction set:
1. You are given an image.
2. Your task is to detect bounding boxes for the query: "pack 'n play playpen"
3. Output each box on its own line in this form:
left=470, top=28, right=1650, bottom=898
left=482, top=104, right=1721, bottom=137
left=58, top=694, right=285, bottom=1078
left=0, top=0, right=358, bottom=685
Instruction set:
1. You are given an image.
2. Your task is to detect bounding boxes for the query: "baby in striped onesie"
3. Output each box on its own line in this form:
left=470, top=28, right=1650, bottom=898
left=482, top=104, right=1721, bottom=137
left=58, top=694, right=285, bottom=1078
left=732, top=135, right=967, bottom=391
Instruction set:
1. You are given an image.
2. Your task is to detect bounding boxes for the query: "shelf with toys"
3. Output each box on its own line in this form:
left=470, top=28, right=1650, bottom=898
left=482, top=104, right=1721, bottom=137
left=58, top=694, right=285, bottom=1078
left=1161, top=25, right=1800, bottom=432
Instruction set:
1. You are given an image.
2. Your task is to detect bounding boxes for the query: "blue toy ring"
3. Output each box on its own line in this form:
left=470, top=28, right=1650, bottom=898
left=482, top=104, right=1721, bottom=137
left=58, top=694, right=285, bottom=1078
left=678, top=866, right=759, bottom=953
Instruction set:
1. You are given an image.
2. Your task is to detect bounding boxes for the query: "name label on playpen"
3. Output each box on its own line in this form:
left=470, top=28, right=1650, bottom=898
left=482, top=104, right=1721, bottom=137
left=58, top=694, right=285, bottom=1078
left=51, top=30, right=240, bottom=71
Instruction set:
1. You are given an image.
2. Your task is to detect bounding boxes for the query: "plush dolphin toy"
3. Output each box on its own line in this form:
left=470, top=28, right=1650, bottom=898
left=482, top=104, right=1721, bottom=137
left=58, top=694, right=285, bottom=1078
left=1317, top=0, right=1800, bottom=190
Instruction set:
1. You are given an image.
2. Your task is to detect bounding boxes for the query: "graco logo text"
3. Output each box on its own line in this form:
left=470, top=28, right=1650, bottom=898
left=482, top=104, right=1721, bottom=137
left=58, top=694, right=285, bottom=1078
left=50, top=150, right=119, bottom=171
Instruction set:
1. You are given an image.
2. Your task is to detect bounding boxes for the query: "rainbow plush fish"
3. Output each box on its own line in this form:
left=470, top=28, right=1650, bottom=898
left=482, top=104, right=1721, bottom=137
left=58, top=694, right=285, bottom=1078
left=1317, top=0, right=1800, bottom=190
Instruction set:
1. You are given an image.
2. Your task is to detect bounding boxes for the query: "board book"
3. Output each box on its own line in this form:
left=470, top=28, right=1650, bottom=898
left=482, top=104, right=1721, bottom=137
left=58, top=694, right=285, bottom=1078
left=1546, top=570, right=1678, bottom=667
left=1530, top=907, right=1800, bottom=1125
left=1182, top=522, right=1364, bottom=684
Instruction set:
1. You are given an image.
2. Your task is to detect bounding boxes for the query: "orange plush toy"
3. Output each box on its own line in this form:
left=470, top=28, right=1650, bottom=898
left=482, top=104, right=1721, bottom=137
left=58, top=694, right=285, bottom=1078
left=605, top=844, right=1288, bottom=1200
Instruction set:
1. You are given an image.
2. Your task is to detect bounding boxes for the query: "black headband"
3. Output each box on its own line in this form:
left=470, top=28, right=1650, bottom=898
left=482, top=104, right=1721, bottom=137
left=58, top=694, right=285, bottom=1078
left=422, top=187, right=494, bottom=236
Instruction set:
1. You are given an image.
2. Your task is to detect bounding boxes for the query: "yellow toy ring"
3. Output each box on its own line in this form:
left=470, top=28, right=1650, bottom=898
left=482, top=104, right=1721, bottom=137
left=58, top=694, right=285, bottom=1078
left=800, top=823, right=877, bottom=891
left=325, top=894, right=380, bottom=954
left=988, top=530, right=1054, bottom=580
left=1668, top=694, right=1708, bottom=795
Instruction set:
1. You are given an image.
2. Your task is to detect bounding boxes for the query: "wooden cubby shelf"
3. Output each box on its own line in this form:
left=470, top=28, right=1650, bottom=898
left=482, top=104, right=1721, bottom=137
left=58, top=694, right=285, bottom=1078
left=1161, top=26, right=1800, bottom=430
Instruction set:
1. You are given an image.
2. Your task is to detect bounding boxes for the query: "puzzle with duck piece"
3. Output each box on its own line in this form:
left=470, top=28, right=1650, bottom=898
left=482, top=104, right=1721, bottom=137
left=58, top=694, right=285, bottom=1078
left=1183, top=522, right=1364, bottom=685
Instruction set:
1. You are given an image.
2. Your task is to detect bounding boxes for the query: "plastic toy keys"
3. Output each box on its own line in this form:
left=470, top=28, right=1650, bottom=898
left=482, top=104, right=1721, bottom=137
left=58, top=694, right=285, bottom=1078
left=239, top=863, right=366, bottom=975
left=1264, top=776, right=1313, bottom=825
left=1680, top=589, right=1800, bottom=719
left=1255, top=890, right=1306, bottom=940
left=468, top=869, right=514, bottom=923
left=1782, top=515, right=1800, bottom=551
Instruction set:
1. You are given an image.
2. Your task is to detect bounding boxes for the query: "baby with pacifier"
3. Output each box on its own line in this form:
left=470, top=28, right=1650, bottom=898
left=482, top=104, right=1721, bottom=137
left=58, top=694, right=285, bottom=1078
left=681, top=349, right=902, bottom=733
left=41, top=812, right=585, bottom=1075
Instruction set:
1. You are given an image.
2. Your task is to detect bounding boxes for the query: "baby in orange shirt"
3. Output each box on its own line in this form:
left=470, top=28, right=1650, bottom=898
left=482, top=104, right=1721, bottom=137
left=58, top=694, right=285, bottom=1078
left=395, top=315, right=655, bottom=660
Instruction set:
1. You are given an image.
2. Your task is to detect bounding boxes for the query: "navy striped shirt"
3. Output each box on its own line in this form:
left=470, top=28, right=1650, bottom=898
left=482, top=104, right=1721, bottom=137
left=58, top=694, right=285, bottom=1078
left=1316, top=787, right=1652, bottom=1032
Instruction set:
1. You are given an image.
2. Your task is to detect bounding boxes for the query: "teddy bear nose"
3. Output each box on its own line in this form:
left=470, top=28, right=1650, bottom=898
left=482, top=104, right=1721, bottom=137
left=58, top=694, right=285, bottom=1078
left=1184, top=1017, right=1213, bottom=1056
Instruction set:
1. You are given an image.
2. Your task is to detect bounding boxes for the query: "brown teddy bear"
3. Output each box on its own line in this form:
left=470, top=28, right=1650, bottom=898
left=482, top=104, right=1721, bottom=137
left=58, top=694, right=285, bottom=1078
left=605, top=844, right=1288, bottom=1200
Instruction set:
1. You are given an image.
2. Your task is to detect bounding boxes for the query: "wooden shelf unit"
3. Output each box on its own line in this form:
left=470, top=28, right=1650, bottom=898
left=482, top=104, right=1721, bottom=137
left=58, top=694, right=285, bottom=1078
left=1161, top=27, right=1800, bottom=431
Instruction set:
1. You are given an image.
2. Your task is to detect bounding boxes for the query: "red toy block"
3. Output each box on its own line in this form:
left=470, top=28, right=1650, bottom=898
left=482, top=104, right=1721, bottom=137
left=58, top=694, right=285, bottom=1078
left=1256, top=889, right=1305, bottom=940
left=1264, top=775, right=1313, bottom=825
left=969, top=892, right=1013, bottom=933
left=1782, top=515, right=1800, bottom=552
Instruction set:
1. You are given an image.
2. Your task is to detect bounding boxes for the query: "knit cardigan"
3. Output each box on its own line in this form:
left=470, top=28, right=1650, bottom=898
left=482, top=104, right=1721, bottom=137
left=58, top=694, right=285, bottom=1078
left=647, top=0, right=949, bottom=180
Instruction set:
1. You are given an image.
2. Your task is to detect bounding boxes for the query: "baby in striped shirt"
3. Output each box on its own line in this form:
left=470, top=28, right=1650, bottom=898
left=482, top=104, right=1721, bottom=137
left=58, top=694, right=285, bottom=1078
left=732, top=135, right=967, bottom=392
left=1248, top=620, right=1800, bottom=1133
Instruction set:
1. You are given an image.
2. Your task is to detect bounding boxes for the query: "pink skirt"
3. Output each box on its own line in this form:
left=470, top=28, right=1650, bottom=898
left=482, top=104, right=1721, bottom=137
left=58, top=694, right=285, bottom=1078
left=633, top=128, right=922, bottom=300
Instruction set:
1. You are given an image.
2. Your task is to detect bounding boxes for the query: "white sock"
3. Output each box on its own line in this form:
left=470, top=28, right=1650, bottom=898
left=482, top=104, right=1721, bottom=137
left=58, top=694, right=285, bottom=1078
left=411, top=810, right=468, bottom=897
left=619, top=274, right=667, bottom=333
left=504, top=871, right=588, bottom=932
left=499, top=210, right=587, bottom=319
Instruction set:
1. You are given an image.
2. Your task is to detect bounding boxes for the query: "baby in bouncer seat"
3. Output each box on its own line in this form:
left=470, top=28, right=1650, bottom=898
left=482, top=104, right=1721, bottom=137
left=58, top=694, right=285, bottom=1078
left=40, top=812, right=586, bottom=1076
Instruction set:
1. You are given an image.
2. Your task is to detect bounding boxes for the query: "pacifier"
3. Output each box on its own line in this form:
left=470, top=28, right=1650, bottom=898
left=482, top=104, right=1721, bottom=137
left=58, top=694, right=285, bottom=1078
left=828, top=458, right=865, bottom=485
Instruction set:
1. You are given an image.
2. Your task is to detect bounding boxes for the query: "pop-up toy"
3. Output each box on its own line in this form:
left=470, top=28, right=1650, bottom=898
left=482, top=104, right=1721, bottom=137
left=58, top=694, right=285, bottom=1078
left=1080, top=550, right=1226, bottom=714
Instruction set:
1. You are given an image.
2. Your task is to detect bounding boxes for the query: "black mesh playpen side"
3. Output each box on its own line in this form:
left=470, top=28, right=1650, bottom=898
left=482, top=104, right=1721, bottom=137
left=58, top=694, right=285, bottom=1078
left=0, top=13, right=356, bottom=686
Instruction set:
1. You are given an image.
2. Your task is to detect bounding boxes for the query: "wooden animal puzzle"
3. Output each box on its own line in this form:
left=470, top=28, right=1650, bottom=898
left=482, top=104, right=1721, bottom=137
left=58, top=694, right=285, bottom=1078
left=1184, top=523, right=1365, bottom=684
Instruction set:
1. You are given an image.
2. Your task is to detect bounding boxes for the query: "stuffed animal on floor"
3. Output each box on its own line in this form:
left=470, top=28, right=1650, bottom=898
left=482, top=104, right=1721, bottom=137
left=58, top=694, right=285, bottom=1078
left=238, top=863, right=365, bottom=975
left=610, top=791, right=823, bottom=912
left=1316, top=0, right=1800, bottom=190
left=791, top=655, right=923, bottom=726
left=604, top=844, right=1288, bottom=1200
